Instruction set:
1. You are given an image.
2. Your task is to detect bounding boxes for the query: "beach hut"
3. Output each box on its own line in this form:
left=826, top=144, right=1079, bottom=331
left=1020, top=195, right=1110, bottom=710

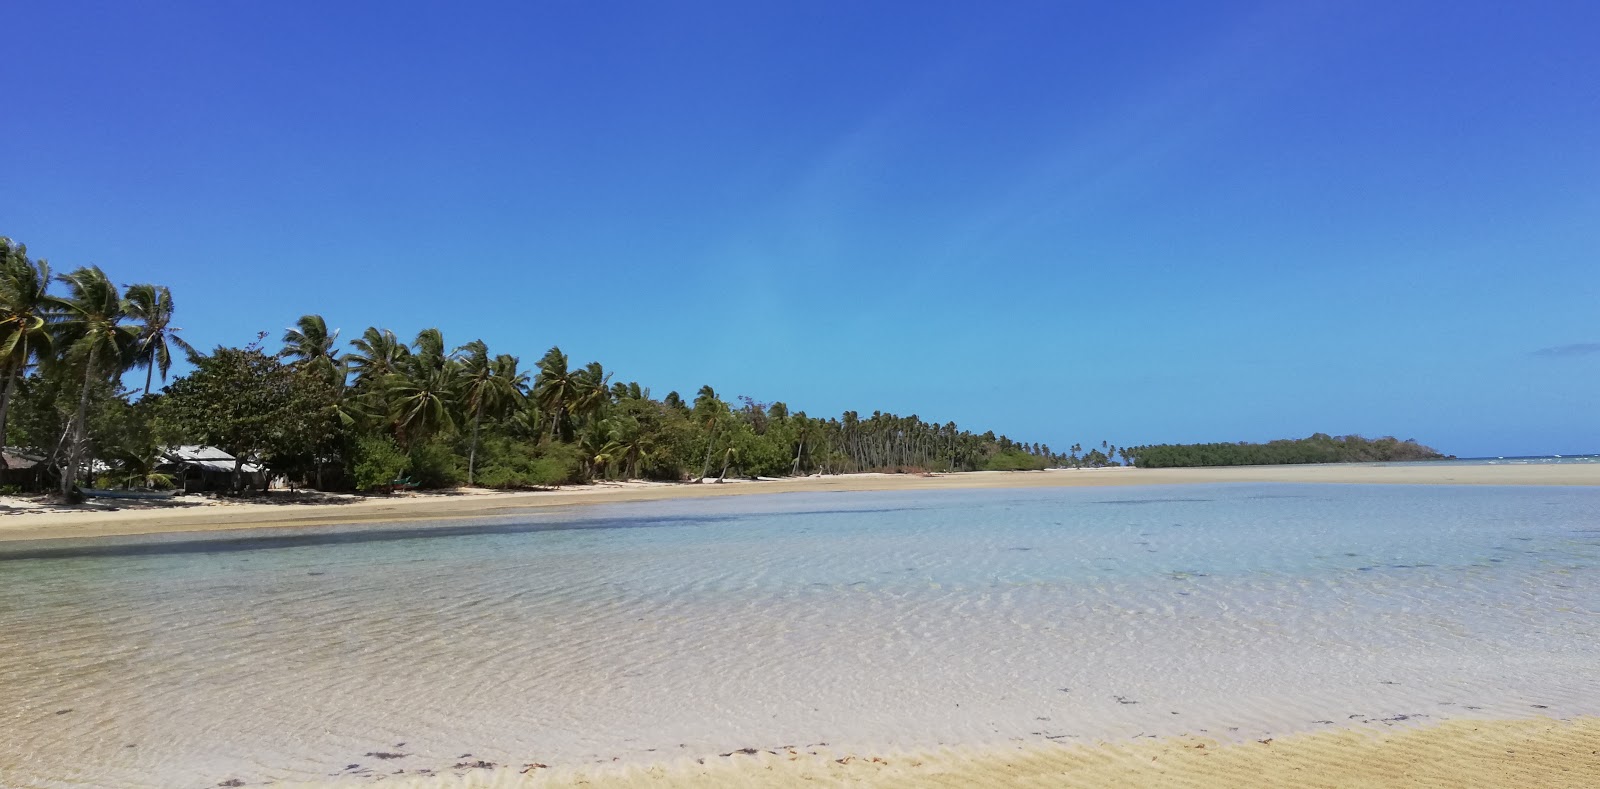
left=0, top=450, right=48, bottom=492
left=158, top=445, right=268, bottom=493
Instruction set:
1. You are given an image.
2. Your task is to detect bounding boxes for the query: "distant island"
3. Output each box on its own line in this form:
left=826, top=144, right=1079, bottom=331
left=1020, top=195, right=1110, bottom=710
left=1125, top=434, right=1449, bottom=468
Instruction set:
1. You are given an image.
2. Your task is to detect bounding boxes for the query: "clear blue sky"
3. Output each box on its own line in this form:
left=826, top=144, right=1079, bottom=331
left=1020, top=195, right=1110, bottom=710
left=4, top=1, right=1597, bottom=458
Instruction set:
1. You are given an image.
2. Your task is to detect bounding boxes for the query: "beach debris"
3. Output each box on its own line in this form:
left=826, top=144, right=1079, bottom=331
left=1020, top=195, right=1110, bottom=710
left=1379, top=680, right=1399, bottom=685
left=345, top=764, right=359, bottom=770
left=836, top=756, right=856, bottom=765
left=1058, top=687, right=1071, bottom=693
left=454, top=759, right=496, bottom=769
left=1532, top=704, right=1549, bottom=709
left=1114, top=695, right=1138, bottom=704
left=1258, top=738, right=1274, bottom=745
left=218, top=781, right=245, bottom=788
left=54, top=709, right=72, bottom=715
left=719, top=747, right=761, bottom=756
left=364, top=752, right=407, bottom=760
left=521, top=763, right=549, bottom=773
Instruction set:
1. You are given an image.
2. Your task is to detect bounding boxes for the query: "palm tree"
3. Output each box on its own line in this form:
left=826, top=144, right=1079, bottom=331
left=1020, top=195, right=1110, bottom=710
left=571, top=361, right=612, bottom=427
left=386, top=364, right=460, bottom=448
left=533, top=346, right=579, bottom=441
left=0, top=240, right=60, bottom=451
left=347, top=327, right=410, bottom=384
left=457, top=340, right=528, bottom=485
left=406, top=328, right=449, bottom=377
left=124, top=284, right=195, bottom=399
left=694, top=385, right=726, bottom=479
left=281, top=314, right=340, bottom=379
left=54, top=266, right=139, bottom=496
left=604, top=417, right=652, bottom=479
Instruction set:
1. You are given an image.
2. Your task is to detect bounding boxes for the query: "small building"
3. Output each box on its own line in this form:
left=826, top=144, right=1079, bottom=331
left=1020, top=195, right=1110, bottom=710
left=0, top=450, right=47, bottom=492
left=158, top=445, right=268, bottom=493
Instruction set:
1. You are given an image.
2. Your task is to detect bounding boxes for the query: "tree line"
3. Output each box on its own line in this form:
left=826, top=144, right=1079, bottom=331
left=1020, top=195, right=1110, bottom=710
left=1, top=236, right=1064, bottom=496
left=1124, top=434, right=1447, bottom=468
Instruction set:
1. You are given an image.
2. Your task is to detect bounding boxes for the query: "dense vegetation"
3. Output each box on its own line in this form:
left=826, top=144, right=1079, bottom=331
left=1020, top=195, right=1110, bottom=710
left=1125, top=434, right=1447, bottom=468
left=1, top=236, right=1065, bottom=496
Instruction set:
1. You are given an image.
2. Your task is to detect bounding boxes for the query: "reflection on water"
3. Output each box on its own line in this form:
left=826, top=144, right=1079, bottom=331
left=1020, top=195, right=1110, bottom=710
left=2, top=483, right=1597, bottom=787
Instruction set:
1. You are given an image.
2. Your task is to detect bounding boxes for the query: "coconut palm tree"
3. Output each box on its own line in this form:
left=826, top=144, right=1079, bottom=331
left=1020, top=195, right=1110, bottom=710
left=125, top=284, right=195, bottom=399
left=281, top=314, right=340, bottom=379
left=571, top=361, right=612, bottom=427
left=386, top=363, right=460, bottom=448
left=54, top=266, right=139, bottom=496
left=0, top=240, right=61, bottom=451
left=347, top=327, right=410, bottom=385
left=694, top=385, right=726, bottom=480
left=533, top=346, right=579, bottom=441
left=406, top=328, right=450, bottom=377
left=457, top=341, right=528, bottom=485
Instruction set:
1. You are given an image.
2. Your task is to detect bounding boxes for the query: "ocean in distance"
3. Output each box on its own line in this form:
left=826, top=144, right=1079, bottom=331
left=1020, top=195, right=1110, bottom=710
left=2, top=482, right=1597, bottom=787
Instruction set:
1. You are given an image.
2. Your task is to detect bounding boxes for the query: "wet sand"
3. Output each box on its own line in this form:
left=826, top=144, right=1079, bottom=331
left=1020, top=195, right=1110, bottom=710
left=2, top=462, right=1597, bottom=544
left=266, top=716, right=1600, bottom=788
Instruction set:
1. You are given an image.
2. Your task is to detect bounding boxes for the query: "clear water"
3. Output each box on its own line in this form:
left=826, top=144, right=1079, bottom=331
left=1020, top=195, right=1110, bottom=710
left=2, top=483, right=1597, bottom=787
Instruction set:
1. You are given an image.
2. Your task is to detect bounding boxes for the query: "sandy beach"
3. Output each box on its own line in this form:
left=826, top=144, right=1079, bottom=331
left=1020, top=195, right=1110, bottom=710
left=263, top=716, right=1600, bottom=788
left=5, top=464, right=1598, bottom=787
left=1, top=462, right=1596, bottom=545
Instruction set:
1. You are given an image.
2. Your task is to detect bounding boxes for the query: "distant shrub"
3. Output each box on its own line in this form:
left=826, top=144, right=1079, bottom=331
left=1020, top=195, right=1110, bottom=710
left=982, top=449, right=1048, bottom=471
left=475, top=437, right=585, bottom=488
left=407, top=438, right=462, bottom=488
left=352, top=435, right=408, bottom=492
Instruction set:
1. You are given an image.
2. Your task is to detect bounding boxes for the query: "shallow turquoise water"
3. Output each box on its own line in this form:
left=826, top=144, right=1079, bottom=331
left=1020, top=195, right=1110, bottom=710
left=2, top=483, right=1597, bottom=787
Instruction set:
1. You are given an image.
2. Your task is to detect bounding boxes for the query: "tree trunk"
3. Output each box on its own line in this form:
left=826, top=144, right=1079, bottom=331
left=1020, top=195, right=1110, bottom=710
left=143, top=358, right=154, bottom=400
left=468, top=404, right=483, bottom=486
left=62, top=345, right=99, bottom=498
left=0, top=356, right=20, bottom=460
left=232, top=455, right=244, bottom=495
left=718, top=448, right=734, bottom=483
left=792, top=438, right=804, bottom=475
left=699, top=422, right=718, bottom=480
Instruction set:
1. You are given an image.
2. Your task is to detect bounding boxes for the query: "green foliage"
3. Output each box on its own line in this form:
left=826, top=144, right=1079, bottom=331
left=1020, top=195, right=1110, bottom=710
left=982, top=449, right=1048, bottom=471
left=473, top=437, right=585, bottom=488
left=158, top=345, right=338, bottom=489
left=1129, top=434, right=1447, bottom=468
left=351, top=435, right=408, bottom=492
left=406, top=438, right=461, bottom=488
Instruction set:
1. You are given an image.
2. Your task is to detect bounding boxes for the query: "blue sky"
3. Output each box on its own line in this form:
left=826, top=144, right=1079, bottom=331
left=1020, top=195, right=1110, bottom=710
left=3, top=1, right=1597, bottom=457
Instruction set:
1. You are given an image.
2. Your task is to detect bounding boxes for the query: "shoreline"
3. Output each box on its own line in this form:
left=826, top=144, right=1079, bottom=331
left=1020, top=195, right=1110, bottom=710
left=2, top=462, right=1597, bottom=545
left=264, top=716, right=1600, bottom=788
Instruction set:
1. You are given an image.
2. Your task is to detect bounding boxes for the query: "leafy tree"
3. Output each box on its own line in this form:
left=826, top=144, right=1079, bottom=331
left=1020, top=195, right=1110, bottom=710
left=351, top=434, right=408, bottom=492
left=159, top=344, right=337, bottom=492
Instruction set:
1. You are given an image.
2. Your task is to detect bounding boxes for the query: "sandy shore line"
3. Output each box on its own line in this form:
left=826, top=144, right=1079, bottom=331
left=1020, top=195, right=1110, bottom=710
left=2, top=462, right=1596, bottom=545
left=266, top=716, right=1599, bottom=788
